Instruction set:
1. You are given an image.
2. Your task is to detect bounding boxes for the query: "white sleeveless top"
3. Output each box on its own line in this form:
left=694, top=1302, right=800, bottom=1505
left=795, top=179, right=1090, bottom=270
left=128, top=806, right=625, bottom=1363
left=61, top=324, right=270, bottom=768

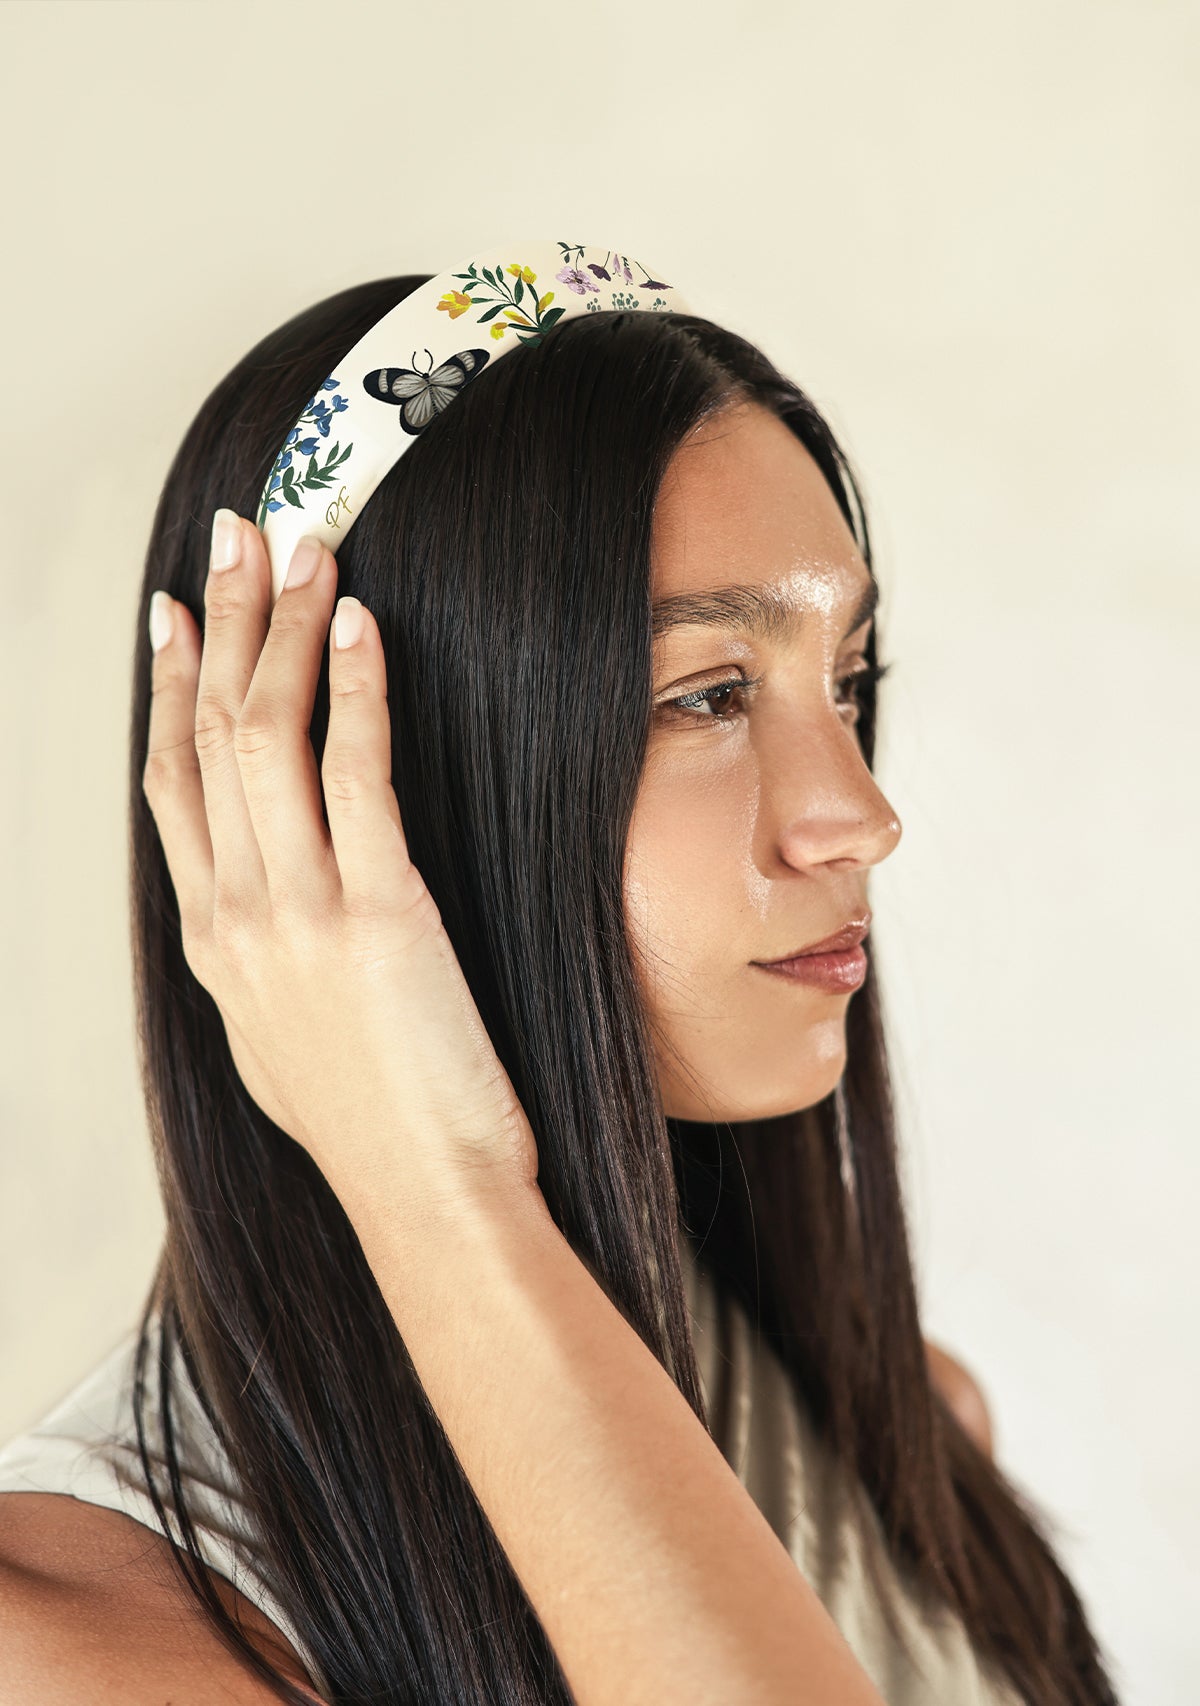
left=0, top=1239, right=1022, bottom=1705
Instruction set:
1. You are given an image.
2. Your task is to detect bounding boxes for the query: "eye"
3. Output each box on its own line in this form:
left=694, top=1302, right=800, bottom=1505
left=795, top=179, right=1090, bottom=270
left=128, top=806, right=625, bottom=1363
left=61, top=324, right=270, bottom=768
left=836, top=659, right=892, bottom=722
left=660, top=673, right=764, bottom=726
left=659, top=660, right=893, bottom=729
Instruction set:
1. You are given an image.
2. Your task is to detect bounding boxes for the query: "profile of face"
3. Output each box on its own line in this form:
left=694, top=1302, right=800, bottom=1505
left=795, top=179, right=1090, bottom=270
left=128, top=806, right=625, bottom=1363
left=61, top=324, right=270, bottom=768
left=624, top=398, right=903, bottom=1123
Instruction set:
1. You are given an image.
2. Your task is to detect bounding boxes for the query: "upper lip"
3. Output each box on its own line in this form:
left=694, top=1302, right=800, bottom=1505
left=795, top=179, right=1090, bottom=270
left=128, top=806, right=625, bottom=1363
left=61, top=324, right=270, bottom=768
left=755, top=910, right=872, bottom=963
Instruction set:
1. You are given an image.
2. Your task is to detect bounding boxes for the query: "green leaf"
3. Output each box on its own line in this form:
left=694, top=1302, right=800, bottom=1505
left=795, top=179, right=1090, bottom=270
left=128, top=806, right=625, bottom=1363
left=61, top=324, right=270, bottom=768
left=514, top=277, right=524, bottom=305
left=540, top=306, right=566, bottom=329
left=476, top=302, right=506, bottom=322
left=283, top=485, right=304, bottom=509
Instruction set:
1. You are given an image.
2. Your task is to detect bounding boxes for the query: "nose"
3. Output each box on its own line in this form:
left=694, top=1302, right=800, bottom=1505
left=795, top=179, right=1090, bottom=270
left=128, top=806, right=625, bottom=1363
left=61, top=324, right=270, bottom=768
left=765, top=715, right=902, bottom=874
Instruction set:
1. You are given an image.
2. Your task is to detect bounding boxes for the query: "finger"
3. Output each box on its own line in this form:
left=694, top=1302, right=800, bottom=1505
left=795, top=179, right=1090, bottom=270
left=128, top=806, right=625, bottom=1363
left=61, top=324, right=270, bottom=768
left=322, top=595, right=417, bottom=914
left=233, top=524, right=342, bottom=914
left=142, top=592, right=216, bottom=927
left=194, top=509, right=270, bottom=910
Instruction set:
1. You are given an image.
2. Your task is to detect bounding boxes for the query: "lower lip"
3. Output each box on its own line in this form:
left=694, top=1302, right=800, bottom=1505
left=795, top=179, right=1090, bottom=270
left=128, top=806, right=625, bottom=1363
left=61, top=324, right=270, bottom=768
left=753, top=945, right=868, bottom=992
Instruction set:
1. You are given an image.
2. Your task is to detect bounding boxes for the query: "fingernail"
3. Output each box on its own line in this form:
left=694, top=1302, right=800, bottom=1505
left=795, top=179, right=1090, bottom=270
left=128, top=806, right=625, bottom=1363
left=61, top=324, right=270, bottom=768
left=210, top=508, right=242, bottom=572
left=333, top=596, right=364, bottom=649
left=149, top=590, right=174, bottom=653
left=285, top=535, right=323, bottom=590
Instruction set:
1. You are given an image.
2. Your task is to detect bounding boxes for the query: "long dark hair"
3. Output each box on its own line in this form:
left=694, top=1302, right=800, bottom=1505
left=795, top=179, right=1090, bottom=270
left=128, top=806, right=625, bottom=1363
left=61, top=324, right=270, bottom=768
left=128, top=275, right=1120, bottom=1705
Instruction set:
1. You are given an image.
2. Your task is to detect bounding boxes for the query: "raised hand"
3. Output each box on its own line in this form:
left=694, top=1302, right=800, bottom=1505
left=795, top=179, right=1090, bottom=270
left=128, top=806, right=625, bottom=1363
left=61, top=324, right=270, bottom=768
left=142, top=509, right=539, bottom=1229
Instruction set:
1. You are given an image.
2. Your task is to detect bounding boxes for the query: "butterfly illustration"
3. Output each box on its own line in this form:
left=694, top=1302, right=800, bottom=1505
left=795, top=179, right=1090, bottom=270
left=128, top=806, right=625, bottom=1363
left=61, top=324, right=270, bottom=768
left=362, top=348, right=491, bottom=435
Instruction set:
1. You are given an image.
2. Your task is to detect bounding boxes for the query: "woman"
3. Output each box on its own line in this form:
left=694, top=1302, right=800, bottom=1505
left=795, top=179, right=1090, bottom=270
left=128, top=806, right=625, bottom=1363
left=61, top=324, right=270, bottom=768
left=0, top=269, right=1120, bottom=1704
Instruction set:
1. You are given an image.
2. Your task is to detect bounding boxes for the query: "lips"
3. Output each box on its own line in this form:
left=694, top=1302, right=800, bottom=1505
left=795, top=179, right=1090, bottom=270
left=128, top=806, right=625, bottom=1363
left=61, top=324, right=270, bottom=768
left=757, top=912, right=871, bottom=964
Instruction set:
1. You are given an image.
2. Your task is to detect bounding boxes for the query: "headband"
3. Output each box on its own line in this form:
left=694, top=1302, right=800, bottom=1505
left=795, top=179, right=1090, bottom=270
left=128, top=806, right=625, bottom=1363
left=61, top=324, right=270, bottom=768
left=255, top=237, right=696, bottom=605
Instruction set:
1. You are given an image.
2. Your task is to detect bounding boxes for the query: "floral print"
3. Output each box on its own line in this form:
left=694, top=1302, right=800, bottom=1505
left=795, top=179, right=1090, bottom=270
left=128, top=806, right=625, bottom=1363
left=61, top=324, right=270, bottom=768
left=257, top=376, right=351, bottom=526
left=256, top=239, right=690, bottom=566
left=445, top=240, right=676, bottom=345
left=446, top=258, right=567, bottom=345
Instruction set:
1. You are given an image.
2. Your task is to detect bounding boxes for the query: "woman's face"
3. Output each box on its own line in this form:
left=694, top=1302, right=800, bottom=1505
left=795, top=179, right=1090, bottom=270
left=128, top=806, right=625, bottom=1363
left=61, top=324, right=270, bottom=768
left=624, top=397, right=903, bottom=1122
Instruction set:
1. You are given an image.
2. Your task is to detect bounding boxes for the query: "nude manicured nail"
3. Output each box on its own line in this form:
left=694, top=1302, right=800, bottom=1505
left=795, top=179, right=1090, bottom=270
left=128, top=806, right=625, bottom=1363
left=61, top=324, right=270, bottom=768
left=285, top=536, right=323, bottom=589
left=333, top=596, right=364, bottom=649
left=149, top=590, right=174, bottom=653
left=210, top=508, right=242, bottom=573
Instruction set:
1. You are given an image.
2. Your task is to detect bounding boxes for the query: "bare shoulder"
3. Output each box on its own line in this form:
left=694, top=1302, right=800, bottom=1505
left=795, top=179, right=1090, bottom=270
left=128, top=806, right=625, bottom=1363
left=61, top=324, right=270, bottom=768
left=923, top=1338, right=996, bottom=1459
left=0, top=1491, right=327, bottom=1704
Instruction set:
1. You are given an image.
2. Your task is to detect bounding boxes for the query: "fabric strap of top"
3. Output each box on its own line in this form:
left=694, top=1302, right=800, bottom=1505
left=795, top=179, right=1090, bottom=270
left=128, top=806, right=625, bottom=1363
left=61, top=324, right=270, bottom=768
left=255, top=237, right=695, bottom=604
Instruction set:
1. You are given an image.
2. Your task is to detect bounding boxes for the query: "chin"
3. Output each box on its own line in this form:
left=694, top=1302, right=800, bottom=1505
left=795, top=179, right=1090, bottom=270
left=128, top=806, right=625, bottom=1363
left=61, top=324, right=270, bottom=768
left=661, top=1055, right=848, bottom=1124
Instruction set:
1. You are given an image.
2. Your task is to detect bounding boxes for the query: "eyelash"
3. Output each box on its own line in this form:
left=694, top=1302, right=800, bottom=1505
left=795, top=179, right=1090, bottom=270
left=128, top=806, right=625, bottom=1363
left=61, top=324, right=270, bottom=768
left=661, top=661, right=893, bottom=726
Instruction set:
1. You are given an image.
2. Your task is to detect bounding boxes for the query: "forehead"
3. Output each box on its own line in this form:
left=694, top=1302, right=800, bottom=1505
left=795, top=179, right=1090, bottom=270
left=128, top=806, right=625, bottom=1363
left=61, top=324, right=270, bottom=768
left=649, top=398, right=869, bottom=629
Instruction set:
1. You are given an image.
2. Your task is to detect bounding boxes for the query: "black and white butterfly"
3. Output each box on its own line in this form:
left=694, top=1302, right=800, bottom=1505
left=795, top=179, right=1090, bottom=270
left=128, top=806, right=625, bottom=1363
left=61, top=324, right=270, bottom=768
left=362, top=348, right=491, bottom=436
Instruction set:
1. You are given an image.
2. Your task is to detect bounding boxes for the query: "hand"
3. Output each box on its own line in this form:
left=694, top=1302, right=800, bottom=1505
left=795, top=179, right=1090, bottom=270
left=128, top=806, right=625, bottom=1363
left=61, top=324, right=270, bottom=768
left=142, top=510, right=540, bottom=1227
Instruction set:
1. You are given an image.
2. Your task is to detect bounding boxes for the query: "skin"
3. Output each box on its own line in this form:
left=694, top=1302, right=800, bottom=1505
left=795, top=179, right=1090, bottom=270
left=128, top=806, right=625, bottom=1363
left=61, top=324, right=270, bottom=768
left=626, top=396, right=902, bottom=1119
left=628, top=393, right=995, bottom=1456
left=0, top=397, right=991, bottom=1699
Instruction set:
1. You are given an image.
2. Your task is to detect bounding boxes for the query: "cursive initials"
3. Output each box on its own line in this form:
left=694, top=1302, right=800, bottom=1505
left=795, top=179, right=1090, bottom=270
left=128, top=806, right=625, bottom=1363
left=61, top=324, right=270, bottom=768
left=325, top=485, right=353, bottom=530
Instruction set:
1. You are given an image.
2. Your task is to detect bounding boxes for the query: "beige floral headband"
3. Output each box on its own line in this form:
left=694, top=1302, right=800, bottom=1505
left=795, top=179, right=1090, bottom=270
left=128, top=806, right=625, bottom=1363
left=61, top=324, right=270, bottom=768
left=256, top=237, right=695, bottom=604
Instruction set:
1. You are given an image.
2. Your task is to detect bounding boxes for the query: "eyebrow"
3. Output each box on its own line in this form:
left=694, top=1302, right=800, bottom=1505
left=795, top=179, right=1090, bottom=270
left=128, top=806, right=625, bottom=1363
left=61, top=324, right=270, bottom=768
left=651, top=574, right=879, bottom=647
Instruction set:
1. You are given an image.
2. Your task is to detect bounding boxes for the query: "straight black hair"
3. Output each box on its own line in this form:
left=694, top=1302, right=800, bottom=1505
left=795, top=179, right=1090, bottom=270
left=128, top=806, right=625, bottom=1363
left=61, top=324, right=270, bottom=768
left=128, top=275, right=1121, bottom=1704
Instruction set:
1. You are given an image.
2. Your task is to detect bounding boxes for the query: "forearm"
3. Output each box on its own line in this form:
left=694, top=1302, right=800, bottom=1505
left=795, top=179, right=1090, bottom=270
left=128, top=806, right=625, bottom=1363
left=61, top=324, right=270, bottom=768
left=345, top=1174, right=884, bottom=1706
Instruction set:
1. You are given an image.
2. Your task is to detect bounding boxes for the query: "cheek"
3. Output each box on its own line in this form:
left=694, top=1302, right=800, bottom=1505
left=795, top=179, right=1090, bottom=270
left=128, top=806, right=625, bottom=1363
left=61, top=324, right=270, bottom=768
left=623, top=742, right=854, bottom=1122
left=624, top=748, right=757, bottom=1013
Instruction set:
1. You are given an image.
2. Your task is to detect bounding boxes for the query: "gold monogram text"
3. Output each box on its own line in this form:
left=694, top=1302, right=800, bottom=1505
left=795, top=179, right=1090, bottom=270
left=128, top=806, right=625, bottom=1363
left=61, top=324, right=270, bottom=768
left=325, top=485, right=353, bottom=530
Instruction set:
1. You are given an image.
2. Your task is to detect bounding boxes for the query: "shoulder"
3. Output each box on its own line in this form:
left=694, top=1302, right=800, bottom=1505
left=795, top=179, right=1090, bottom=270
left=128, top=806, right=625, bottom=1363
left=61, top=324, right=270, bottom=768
left=0, top=1491, right=327, bottom=1704
left=923, top=1338, right=995, bottom=1459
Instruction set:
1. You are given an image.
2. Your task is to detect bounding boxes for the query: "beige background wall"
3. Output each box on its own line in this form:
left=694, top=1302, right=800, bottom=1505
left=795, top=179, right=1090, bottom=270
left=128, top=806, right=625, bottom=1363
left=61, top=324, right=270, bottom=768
left=2, top=2, right=1196, bottom=1700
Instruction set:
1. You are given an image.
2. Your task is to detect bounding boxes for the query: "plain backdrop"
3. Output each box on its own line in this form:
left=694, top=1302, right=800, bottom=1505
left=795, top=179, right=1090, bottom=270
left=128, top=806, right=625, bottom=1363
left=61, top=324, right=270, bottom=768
left=1, top=2, right=1196, bottom=1701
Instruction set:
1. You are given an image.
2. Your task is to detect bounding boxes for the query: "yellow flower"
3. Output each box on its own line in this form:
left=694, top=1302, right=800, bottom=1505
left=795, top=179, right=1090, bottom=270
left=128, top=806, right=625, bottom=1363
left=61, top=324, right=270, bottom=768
left=507, top=262, right=537, bottom=284
left=537, top=291, right=554, bottom=311
left=490, top=322, right=507, bottom=340
left=437, top=290, right=472, bottom=319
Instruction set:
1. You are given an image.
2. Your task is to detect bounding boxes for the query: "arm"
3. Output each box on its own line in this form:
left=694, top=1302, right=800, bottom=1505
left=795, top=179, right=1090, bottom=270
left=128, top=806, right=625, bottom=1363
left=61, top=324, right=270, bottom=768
left=346, top=1173, right=886, bottom=1706
left=0, top=1227, right=884, bottom=1706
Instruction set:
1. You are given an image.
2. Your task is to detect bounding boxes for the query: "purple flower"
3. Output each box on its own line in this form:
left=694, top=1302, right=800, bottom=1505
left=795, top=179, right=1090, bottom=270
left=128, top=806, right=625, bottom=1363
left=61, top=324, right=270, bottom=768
left=587, top=262, right=611, bottom=280
left=557, top=265, right=600, bottom=294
